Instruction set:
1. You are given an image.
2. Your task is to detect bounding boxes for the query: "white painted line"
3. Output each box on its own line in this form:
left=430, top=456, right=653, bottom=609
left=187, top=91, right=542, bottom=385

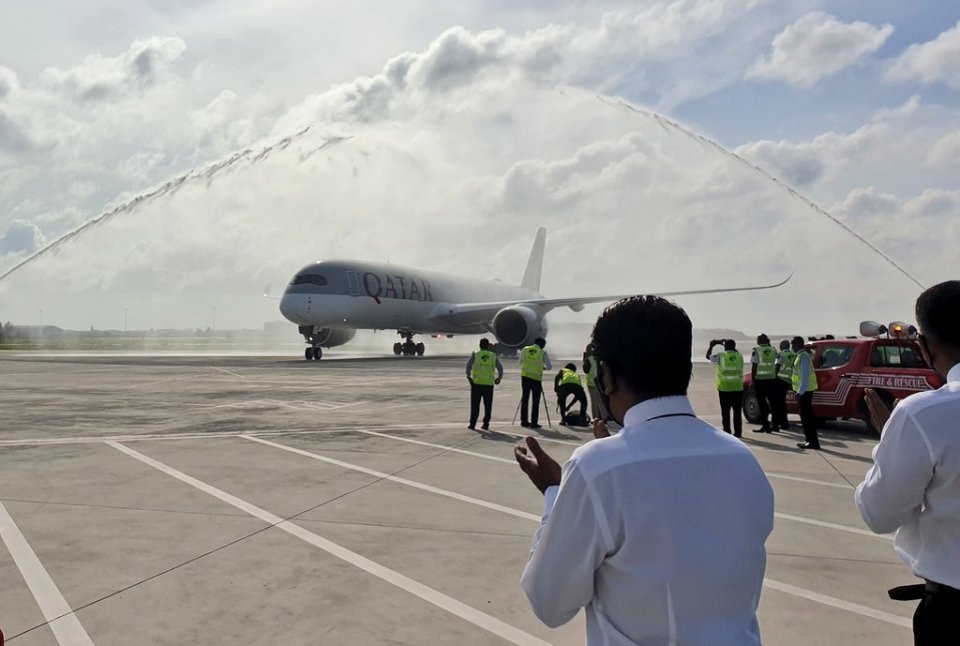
left=242, top=436, right=539, bottom=522
left=0, top=502, right=95, bottom=646
left=765, top=473, right=853, bottom=490
left=105, top=441, right=550, bottom=646
left=209, top=366, right=245, bottom=378
left=774, top=513, right=891, bottom=540
left=763, top=579, right=910, bottom=628
left=357, top=430, right=515, bottom=464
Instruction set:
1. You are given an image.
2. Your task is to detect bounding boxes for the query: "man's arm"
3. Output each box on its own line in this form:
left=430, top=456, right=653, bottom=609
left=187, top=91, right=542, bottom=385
left=797, top=354, right=810, bottom=396
left=542, top=352, right=552, bottom=371
left=855, top=407, right=933, bottom=534
left=705, top=341, right=717, bottom=360
left=750, top=349, right=759, bottom=379
left=775, top=355, right=782, bottom=378
left=521, top=459, right=610, bottom=628
left=465, top=353, right=474, bottom=379
left=495, top=357, right=504, bottom=382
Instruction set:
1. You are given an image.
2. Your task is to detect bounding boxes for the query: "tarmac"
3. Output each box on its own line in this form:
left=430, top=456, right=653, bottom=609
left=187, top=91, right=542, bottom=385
left=0, top=353, right=914, bottom=645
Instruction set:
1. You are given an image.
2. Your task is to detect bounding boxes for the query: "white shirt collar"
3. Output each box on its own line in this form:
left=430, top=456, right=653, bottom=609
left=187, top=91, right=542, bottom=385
left=948, top=362, right=960, bottom=383
left=622, top=395, right=696, bottom=428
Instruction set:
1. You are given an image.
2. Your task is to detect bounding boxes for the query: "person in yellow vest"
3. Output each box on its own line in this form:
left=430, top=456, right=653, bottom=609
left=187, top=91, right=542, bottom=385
left=707, top=339, right=744, bottom=437
left=791, top=336, right=820, bottom=449
left=465, top=338, right=504, bottom=431
left=554, top=363, right=589, bottom=426
left=774, top=339, right=796, bottom=430
left=750, top=334, right=779, bottom=433
left=583, top=344, right=603, bottom=421
left=519, top=337, right=552, bottom=429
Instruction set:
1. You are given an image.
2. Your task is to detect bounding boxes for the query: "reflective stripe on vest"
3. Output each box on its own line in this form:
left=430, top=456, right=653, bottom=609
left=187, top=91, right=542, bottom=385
left=471, top=350, right=497, bottom=386
left=586, top=355, right=598, bottom=387
left=792, top=350, right=818, bottom=392
left=754, top=345, right=777, bottom=380
left=560, top=369, right=582, bottom=387
left=520, top=345, right=545, bottom=381
left=778, top=350, right=796, bottom=383
left=717, top=351, right=744, bottom=392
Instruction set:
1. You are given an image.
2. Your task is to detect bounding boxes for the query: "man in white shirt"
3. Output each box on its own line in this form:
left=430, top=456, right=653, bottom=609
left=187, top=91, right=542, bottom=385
left=856, top=280, right=960, bottom=646
left=514, top=295, right=774, bottom=645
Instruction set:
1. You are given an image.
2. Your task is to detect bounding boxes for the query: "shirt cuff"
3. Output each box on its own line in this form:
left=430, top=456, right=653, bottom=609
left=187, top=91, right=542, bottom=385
left=542, top=485, right=559, bottom=517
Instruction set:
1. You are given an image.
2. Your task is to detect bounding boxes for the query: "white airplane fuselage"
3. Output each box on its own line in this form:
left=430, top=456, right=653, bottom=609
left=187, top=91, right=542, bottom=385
left=279, top=260, right=542, bottom=335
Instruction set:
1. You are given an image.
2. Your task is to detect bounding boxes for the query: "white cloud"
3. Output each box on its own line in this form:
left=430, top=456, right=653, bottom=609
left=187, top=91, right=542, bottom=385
left=748, top=12, right=892, bottom=88
left=887, top=21, right=960, bottom=89
left=0, top=66, right=19, bottom=99
left=0, top=219, right=45, bottom=256
left=926, top=130, right=960, bottom=168
left=38, top=36, right=187, bottom=102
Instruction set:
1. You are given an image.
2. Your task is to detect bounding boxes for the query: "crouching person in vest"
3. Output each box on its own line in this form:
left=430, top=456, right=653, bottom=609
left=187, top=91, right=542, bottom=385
left=520, top=338, right=552, bottom=429
left=466, top=338, right=504, bottom=431
left=554, top=363, right=589, bottom=426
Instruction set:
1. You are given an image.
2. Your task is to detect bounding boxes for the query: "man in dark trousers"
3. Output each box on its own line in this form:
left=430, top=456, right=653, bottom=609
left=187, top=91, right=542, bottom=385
left=519, top=337, right=552, bottom=429
left=751, top=334, right=779, bottom=433
left=792, top=336, right=820, bottom=449
left=465, top=338, right=503, bottom=431
left=707, top=339, right=744, bottom=437
left=554, top=363, right=589, bottom=425
left=856, top=280, right=960, bottom=645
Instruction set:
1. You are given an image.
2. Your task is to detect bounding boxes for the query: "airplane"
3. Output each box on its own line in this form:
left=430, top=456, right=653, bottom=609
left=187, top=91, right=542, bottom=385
left=278, top=228, right=791, bottom=360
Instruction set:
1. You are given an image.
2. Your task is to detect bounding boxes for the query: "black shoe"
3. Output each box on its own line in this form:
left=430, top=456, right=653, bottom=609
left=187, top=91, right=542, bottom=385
left=780, top=424, right=790, bottom=430
left=467, top=424, right=476, bottom=430
left=752, top=428, right=768, bottom=433
left=796, top=442, right=821, bottom=450
left=734, top=433, right=742, bottom=438
left=520, top=421, right=531, bottom=428
left=530, top=423, right=542, bottom=429
left=481, top=423, right=489, bottom=431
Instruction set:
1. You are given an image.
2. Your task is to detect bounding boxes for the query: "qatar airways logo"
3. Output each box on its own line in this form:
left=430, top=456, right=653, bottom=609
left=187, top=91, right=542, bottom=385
left=363, top=273, right=434, bottom=305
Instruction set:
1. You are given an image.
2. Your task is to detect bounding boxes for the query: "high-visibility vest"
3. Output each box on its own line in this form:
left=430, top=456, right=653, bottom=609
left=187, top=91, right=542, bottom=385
left=471, top=350, right=497, bottom=386
left=716, top=351, right=744, bottom=392
left=778, top=350, right=796, bottom=384
left=520, top=345, right=545, bottom=381
left=792, top=350, right=818, bottom=392
left=754, top=345, right=777, bottom=380
left=586, top=355, right=598, bottom=387
left=560, top=369, right=582, bottom=387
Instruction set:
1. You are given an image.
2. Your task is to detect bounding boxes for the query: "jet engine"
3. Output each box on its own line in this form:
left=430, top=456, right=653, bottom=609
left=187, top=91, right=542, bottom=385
left=298, top=326, right=357, bottom=348
left=492, top=305, right=548, bottom=349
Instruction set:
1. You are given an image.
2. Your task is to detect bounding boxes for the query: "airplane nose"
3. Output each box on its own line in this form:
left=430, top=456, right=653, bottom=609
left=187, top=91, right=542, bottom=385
left=279, top=292, right=300, bottom=323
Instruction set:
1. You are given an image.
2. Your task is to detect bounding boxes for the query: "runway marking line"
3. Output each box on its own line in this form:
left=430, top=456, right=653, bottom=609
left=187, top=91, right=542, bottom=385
left=104, top=441, right=550, bottom=646
left=763, top=579, right=910, bottom=628
left=0, top=502, right=95, bottom=646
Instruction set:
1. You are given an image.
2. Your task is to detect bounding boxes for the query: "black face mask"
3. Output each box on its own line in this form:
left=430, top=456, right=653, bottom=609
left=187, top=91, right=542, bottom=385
left=594, top=363, right=622, bottom=426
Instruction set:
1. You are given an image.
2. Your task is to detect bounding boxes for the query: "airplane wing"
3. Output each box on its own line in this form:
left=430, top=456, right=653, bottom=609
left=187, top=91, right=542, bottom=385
left=431, top=274, right=793, bottom=327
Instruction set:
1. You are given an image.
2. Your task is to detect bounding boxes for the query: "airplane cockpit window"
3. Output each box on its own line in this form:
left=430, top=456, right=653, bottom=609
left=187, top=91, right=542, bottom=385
left=292, top=274, right=328, bottom=286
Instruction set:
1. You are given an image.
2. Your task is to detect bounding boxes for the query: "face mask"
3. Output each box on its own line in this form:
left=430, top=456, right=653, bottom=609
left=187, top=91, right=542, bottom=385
left=595, top=364, right=622, bottom=425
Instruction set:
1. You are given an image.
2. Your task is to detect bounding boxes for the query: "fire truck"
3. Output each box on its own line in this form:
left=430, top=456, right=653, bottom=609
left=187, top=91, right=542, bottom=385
left=743, top=321, right=944, bottom=434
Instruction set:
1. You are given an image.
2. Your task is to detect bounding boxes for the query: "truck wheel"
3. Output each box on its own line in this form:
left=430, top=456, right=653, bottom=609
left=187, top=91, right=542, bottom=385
left=859, top=389, right=894, bottom=435
left=743, top=387, right=761, bottom=424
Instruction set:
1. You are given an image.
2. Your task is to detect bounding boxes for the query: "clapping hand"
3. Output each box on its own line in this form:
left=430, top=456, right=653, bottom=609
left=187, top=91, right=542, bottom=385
left=514, top=437, right=562, bottom=493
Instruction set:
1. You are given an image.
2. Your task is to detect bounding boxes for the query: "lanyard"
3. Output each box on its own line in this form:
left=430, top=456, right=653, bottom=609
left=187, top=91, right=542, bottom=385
left=646, top=412, right=696, bottom=422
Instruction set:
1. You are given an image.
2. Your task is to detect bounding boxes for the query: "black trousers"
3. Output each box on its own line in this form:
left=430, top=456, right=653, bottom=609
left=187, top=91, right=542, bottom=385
left=754, top=378, right=776, bottom=429
left=914, top=587, right=960, bottom=645
left=772, top=378, right=790, bottom=427
left=557, top=384, right=588, bottom=418
left=797, top=391, right=820, bottom=447
left=521, top=376, right=543, bottom=425
left=469, top=383, right=493, bottom=426
left=718, top=390, right=743, bottom=437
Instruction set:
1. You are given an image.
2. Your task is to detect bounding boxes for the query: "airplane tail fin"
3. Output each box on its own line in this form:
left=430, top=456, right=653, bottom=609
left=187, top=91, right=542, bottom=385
left=521, top=227, right=546, bottom=293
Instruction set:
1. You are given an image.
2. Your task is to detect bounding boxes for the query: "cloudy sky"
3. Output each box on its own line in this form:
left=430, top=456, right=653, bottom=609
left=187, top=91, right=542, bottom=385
left=0, top=0, right=957, bottom=336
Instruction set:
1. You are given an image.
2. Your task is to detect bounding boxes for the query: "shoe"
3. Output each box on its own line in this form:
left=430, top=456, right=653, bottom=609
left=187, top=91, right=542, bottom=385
left=734, top=433, right=742, bottom=438
left=530, top=423, right=542, bottom=429
left=467, top=424, right=476, bottom=430
left=752, top=428, right=767, bottom=433
left=780, top=424, right=790, bottom=430
left=481, top=423, right=489, bottom=431
left=520, top=421, right=531, bottom=428
left=796, top=442, right=821, bottom=450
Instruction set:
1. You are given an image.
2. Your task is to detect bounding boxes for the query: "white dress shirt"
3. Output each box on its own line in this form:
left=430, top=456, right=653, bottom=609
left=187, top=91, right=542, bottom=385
left=855, top=363, right=960, bottom=588
left=521, top=396, right=774, bottom=645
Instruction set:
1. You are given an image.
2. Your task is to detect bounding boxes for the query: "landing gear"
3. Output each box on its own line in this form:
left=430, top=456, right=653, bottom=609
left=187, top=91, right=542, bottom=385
left=396, top=331, right=425, bottom=357
left=304, top=346, right=322, bottom=361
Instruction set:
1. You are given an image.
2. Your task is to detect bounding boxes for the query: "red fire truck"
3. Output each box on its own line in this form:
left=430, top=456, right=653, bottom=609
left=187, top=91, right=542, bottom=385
left=743, top=322, right=944, bottom=433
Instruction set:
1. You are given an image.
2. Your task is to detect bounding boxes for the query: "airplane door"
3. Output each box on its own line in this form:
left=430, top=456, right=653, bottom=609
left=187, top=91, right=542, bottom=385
left=346, top=270, right=361, bottom=296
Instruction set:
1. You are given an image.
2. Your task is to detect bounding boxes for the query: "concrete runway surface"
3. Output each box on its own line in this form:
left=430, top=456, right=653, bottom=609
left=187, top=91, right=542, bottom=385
left=0, top=355, right=913, bottom=645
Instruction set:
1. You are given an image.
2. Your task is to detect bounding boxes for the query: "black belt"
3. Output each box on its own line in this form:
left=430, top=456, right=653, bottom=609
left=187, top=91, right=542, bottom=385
left=889, top=580, right=960, bottom=601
